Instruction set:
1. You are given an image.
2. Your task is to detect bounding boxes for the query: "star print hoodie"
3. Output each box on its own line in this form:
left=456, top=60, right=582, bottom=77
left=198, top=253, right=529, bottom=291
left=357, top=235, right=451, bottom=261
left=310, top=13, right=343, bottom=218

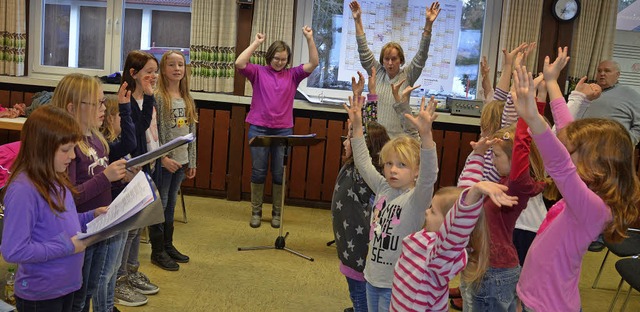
left=351, top=136, right=438, bottom=289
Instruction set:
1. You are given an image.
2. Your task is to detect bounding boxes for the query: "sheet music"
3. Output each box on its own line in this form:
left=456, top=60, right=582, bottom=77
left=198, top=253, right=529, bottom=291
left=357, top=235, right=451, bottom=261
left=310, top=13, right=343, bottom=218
left=126, top=133, right=194, bottom=168
left=78, top=171, right=156, bottom=239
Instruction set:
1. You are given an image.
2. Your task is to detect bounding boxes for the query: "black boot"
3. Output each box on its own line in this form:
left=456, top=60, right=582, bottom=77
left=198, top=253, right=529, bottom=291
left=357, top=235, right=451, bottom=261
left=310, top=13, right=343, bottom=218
left=149, top=223, right=179, bottom=271
left=164, top=222, right=189, bottom=263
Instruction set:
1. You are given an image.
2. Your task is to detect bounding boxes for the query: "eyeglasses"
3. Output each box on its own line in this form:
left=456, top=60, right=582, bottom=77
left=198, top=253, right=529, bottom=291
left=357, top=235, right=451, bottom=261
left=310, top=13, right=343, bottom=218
left=272, top=57, right=288, bottom=63
left=81, top=98, right=107, bottom=107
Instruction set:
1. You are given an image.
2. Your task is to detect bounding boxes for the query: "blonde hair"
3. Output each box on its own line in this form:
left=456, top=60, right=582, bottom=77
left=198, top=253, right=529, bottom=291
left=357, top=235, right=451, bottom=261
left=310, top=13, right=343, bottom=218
left=379, top=136, right=420, bottom=170
left=561, top=118, right=640, bottom=242
left=492, top=123, right=546, bottom=182
left=100, top=94, right=120, bottom=142
left=156, top=50, right=198, bottom=125
left=379, top=42, right=405, bottom=65
left=480, top=100, right=505, bottom=136
left=462, top=208, right=489, bottom=284
left=50, top=73, right=109, bottom=156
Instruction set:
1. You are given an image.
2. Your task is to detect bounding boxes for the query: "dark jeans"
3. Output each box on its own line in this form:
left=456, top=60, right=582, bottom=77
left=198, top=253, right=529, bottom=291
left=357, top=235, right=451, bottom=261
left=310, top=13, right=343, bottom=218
left=513, top=229, right=537, bottom=266
left=72, top=240, right=108, bottom=312
left=346, top=277, right=368, bottom=312
left=248, top=125, right=292, bottom=184
left=16, top=292, right=75, bottom=312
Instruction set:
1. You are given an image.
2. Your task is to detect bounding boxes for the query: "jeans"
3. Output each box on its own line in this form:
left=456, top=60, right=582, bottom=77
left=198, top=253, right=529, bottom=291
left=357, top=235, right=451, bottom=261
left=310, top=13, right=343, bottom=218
left=247, top=125, right=292, bottom=184
left=160, top=166, right=186, bottom=225
left=95, top=232, right=127, bottom=312
left=16, top=292, right=75, bottom=312
left=365, top=283, right=391, bottom=312
left=117, top=228, right=142, bottom=277
left=461, top=266, right=521, bottom=312
left=72, top=240, right=108, bottom=312
left=346, top=277, right=368, bottom=312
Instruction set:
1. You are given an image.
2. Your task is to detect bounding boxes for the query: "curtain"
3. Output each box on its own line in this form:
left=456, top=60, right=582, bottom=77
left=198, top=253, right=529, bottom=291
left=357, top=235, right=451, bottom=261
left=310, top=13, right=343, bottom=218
left=190, top=0, right=237, bottom=93
left=568, top=0, right=617, bottom=88
left=0, top=0, right=26, bottom=76
left=496, top=0, right=543, bottom=80
left=244, top=0, right=295, bottom=96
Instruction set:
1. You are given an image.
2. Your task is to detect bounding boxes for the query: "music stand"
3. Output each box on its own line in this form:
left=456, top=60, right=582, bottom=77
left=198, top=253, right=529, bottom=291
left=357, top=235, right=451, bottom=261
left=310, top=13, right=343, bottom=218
left=238, top=134, right=324, bottom=261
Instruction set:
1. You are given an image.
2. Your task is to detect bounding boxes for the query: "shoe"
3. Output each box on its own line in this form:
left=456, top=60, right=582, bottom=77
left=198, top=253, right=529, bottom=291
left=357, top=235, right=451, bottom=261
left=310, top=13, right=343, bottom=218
left=588, top=241, right=605, bottom=252
left=115, top=278, right=148, bottom=307
left=128, top=271, right=160, bottom=295
left=343, top=308, right=354, bottom=312
left=250, top=212, right=262, bottom=228
left=449, top=286, right=461, bottom=298
left=165, top=245, right=190, bottom=263
left=151, top=251, right=179, bottom=271
left=450, top=298, right=463, bottom=311
left=271, top=213, right=281, bottom=228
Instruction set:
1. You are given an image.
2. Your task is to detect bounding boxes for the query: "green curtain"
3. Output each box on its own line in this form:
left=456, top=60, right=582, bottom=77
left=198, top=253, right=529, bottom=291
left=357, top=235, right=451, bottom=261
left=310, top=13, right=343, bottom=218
left=0, top=0, right=26, bottom=76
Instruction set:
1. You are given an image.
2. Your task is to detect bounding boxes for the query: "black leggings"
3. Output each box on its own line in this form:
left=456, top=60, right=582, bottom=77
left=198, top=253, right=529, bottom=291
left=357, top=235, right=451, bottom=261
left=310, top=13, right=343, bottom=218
left=15, top=292, right=74, bottom=312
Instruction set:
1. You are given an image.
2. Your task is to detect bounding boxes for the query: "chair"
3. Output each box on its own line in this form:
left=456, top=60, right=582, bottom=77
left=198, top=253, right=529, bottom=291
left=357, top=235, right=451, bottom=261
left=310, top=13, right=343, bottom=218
left=607, top=257, right=640, bottom=312
left=177, top=187, right=187, bottom=223
left=592, top=228, right=640, bottom=288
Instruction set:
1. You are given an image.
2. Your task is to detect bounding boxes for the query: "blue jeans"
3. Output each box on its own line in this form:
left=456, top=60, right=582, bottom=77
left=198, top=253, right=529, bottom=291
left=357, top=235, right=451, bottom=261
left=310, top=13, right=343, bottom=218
left=461, top=266, right=520, bottom=312
left=95, top=232, right=127, bottom=312
left=16, top=292, right=74, bottom=312
left=117, top=228, right=142, bottom=277
left=72, top=240, right=108, bottom=312
left=160, top=166, right=186, bottom=225
left=346, top=277, right=368, bottom=312
left=248, top=125, right=292, bottom=184
left=365, top=283, right=391, bottom=312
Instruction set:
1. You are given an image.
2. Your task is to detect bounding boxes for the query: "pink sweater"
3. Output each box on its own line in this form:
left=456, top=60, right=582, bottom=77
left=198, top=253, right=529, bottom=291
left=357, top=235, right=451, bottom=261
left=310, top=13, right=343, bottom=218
left=390, top=188, right=483, bottom=312
left=517, top=98, right=611, bottom=311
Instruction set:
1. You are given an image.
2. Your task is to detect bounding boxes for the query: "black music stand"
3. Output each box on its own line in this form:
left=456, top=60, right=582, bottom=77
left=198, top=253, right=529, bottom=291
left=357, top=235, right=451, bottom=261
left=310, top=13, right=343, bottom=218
left=238, top=134, right=324, bottom=261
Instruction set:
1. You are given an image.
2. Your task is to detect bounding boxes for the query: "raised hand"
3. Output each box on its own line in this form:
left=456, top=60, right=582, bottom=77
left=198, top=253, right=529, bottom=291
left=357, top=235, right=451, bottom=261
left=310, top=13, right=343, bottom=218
left=117, top=81, right=131, bottom=104
left=344, top=95, right=365, bottom=137
left=405, top=96, right=438, bottom=137
left=470, top=137, right=499, bottom=155
left=575, top=76, right=602, bottom=101
left=480, top=56, right=490, bottom=79
left=302, top=25, right=313, bottom=39
left=534, top=72, right=547, bottom=101
left=503, top=42, right=527, bottom=66
left=426, top=2, right=441, bottom=24
left=255, top=33, right=265, bottom=44
left=391, top=79, right=421, bottom=103
left=351, top=71, right=365, bottom=98
left=470, top=181, right=518, bottom=207
left=141, top=74, right=155, bottom=96
left=349, top=1, right=362, bottom=20
left=368, top=66, right=377, bottom=94
left=543, top=46, right=570, bottom=82
left=513, top=64, right=545, bottom=133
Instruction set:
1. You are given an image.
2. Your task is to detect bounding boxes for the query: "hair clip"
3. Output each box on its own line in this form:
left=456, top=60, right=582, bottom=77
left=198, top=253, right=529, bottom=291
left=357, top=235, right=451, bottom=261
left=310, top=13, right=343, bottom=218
left=502, top=132, right=512, bottom=141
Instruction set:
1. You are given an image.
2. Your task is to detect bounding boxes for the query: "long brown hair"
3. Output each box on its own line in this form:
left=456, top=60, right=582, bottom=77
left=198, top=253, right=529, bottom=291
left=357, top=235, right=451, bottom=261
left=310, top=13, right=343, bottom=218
left=121, top=50, right=158, bottom=93
left=100, top=94, right=119, bottom=142
left=3, top=106, right=82, bottom=213
left=561, top=118, right=640, bottom=242
left=156, top=50, right=198, bottom=125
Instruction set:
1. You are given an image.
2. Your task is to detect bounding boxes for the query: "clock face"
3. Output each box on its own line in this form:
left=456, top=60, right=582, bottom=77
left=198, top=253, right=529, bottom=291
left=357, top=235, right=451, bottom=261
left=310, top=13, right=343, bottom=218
left=554, top=0, right=579, bottom=21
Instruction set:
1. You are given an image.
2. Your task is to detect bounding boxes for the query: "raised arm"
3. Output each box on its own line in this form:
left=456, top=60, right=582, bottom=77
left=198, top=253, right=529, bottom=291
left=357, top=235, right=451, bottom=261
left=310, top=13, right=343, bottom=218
left=235, top=33, right=265, bottom=70
left=496, top=43, right=527, bottom=93
left=349, top=1, right=365, bottom=36
left=480, top=56, right=494, bottom=103
left=404, top=95, right=437, bottom=149
left=391, top=78, right=420, bottom=138
left=302, top=26, right=319, bottom=74
left=404, top=2, right=441, bottom=84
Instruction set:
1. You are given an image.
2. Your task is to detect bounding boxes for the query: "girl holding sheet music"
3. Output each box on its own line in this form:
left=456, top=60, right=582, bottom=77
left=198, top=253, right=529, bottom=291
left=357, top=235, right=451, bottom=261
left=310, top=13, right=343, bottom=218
left=50, top=73, right=128, bottom=312
left=148, top=50, right=198, bottom=270
left=0, top=105, right=107, bottom=312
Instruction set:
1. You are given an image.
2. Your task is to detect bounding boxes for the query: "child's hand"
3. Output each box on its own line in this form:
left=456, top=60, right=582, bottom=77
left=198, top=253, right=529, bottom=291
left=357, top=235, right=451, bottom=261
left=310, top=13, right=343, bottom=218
left=470, top=137, right=499, bottom=155
left=93, top=206, right=109, bottom=217
left=368, top=66, right=377, bottom=95
left=575, top=76, right=602, bottom=101
left=426, top=2, right=441, bottom=24
left=302, top=26, right=313, bottom=39
left=349, top=1, right=362, bottom=20
left=118, top=82, right=131, bottom=104
left=480, top=56, right=490, bottom=79
left=161, top=157, right=182, bottom=173
left=104, top=159, right=127, bottom=182
left=141, top=74, right=155, bottom=96
left=502, top=42, right=527, bottom=66
left=186, top=168, right=196, bottom=179
left=534, top=72, right=547, bottom=101
left=405, top=96, right=438, bottom=136
left=543, top=46, right=570, bottom=82
left=469, top=181, right=518, bottom=207
left=351, top=71, right=365, bottom=98
left=71, top=235, right=87, bottom=253
left=344, top=95, right=365, bottom=137
left=255, top=33, right=265, bottom=44
left=512, top=64, right=537, bottom=120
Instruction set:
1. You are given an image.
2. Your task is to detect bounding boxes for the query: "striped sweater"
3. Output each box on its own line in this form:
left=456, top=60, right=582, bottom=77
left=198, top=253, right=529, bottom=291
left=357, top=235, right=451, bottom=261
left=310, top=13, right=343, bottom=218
left=389, top=188, right=484, bottom=312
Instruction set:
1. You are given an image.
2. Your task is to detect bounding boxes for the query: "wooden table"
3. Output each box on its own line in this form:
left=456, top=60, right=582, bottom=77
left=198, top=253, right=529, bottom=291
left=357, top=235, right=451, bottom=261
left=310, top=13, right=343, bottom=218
left=0, top=117, right=25, bottom=131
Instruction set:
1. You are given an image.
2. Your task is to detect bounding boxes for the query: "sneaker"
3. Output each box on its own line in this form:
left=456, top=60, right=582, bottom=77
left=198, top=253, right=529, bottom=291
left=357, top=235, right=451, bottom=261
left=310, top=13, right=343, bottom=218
left=115, top=280, right=148, bottom=307
left=128, top=271, right=160, bottom=295
left=151, top=251, right=179, bottom=271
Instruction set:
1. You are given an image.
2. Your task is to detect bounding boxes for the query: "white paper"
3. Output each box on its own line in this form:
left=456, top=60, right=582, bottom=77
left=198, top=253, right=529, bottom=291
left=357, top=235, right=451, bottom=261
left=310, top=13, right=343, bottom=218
left=126, top=133, right=194, bottom=168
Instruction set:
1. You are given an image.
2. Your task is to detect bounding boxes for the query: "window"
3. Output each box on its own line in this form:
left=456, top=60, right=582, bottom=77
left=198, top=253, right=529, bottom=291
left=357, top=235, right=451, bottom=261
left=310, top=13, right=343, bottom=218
left=293, top=0, right=501, bottom=102
left=617, top=0, right=640, bottom=31
left=30, top=0, right=191, bottom=77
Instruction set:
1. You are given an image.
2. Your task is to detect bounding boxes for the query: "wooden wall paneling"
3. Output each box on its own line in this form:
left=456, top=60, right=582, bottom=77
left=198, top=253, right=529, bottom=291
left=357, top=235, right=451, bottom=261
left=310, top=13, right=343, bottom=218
left=211, top=110, right=230, bottom=191
left=432, top=129, right=444, bottom=188
left=289, top=117, right=310, bottom=199
left=234, top=5, right=254, bottom=95
left=321, top=120, right=344, bottom=201
left=9, top=91, right=24, bottom=106
left=226, top=105, right=247, bottom=200
left=305, top=118, right=328, bottom=200
left=193, top=108, right=214, bottom=189
left=456, top=132, right=478, bottom=181
left=241, top=122, right=252, bottom=194
left=0, top=90, right=9, bottom=107
left=439, top=131, right=462, bottom=188
left=24, top=92, right=35, bottom=107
